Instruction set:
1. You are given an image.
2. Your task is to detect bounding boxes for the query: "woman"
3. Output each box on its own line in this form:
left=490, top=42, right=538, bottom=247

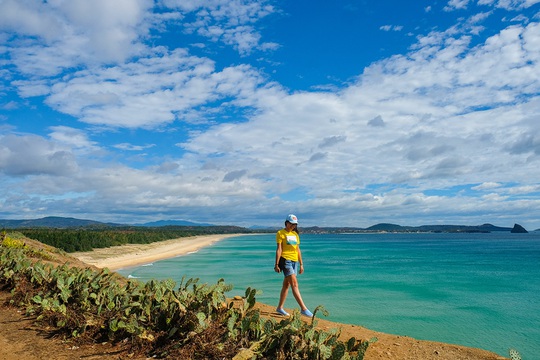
left=274, top=214, right=313, bottom=317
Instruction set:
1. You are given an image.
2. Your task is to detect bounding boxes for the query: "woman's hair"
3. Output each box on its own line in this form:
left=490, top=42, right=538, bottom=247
left=285, top=221, right=299, bottom=234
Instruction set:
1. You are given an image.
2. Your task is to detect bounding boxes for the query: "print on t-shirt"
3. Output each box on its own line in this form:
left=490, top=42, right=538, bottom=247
left=286, top=235, right=298, bottom=246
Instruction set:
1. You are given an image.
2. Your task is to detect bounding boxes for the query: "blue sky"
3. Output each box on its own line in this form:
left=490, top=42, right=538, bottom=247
left=1, top=0, right=540, bottom=229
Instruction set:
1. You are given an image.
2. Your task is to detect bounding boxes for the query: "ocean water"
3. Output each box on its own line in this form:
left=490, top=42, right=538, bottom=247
left=118, top=232, right=540, bottom=359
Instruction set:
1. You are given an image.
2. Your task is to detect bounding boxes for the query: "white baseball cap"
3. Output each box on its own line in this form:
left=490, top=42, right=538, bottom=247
left=286, top=214, right=298, bottom=224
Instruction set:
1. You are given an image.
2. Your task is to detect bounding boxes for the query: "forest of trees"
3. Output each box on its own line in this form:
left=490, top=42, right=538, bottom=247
left=17, top=226, right=259, bottom=252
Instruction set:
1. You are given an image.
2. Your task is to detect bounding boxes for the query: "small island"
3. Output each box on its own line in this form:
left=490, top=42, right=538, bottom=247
left=510, top=223, right=528, bottom=233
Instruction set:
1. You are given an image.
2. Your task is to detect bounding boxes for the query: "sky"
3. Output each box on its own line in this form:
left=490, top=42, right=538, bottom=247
left=1, top=0, right=540, bottom=229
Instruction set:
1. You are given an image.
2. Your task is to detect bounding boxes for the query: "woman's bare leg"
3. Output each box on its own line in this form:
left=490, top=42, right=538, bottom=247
left=277, top=277, right=290, bottom=309
left=278, top=274, right=308, bottom=311
left=288, top=274, right=308, bottom=310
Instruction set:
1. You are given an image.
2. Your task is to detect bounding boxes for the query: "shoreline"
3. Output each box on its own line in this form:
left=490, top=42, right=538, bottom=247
left=72, top=233, right=246, bottom=270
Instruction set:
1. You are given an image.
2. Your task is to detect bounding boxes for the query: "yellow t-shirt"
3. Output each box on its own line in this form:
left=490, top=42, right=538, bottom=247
left=276, top=229, right=300, bottom=262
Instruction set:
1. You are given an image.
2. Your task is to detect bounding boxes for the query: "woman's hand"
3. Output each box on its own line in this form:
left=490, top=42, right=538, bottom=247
left=274, top=264, right=281, bottom=273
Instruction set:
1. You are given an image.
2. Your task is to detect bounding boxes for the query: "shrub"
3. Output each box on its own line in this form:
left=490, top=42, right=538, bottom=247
left=1, top=235, right=27, bottom=249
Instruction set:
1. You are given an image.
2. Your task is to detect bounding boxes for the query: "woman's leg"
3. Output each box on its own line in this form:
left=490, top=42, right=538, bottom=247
left=287, top=274, right=308, bottom=311
left=277, top=277, right=290, bottom=309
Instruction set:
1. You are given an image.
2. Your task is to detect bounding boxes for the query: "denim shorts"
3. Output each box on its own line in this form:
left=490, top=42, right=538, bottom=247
left=278, top=257, right=298, bottom=277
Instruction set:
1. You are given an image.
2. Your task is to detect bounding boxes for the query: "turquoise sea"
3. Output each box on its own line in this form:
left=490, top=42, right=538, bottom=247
left=118, top=232, right=540, bottom=359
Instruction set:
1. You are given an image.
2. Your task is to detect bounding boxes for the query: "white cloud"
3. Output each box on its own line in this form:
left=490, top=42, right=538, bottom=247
left=222, top=25, right=262, bottom=55
left=160, top=0, right=276, bottom=55
left=447, top=0, right=540, bottom=11
left=506, top=184, right=540, bottom=194
left=0, top=0, right=64, bottom=42
left=0, top=0, right=152, bottom=75
left=445, top=0, right=472, bottom=11
left=114, top=143, right=156, bottom=151
left=48, top=126, right=99, bottom=151
left=55, top=0, right=152, bottom=62
left=472, top=182, right=502, bottom=190
left=380, top=25, right=404, bottom=32
left=1, top=101, right=18, bottom=110
left=488, top=0, right=540, bottom=10
left=35, top=50, right=266, bottom=128
left=0, top=134, right=79, bottom=176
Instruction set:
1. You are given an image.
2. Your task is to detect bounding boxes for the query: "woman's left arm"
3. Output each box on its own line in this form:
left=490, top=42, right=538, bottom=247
left=297, top=244, right=304, bottom=274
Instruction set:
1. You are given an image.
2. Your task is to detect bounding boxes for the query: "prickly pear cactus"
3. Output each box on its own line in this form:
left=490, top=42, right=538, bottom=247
left=509, top=348, right=521, bottom=360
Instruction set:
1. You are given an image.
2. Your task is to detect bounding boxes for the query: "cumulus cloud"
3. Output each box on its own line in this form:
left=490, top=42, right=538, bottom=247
left=2, top=101, right=19, bottom=110
left=114, top=143, right=156, bottom=151
left=37, top=50, right=266, bottom=128
left=0, top=134, right=78, bottom=176
left=159, top=0, right=277, bottom=55
left=472, top=182, right=502, bottom=190
left=48, top=126, right=99, bottom=151
left=0, top=0, right=152, bottom=74
left=479, top=0, right=540, bottom=10
left=446, top=0, right=540, bottom=11
left=380, top=25, right=404, bottom=31
left=445, top=0, right=472, bottom=11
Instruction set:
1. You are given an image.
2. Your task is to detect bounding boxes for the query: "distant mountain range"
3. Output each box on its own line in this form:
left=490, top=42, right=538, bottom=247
left=0, top=216, right=213, bottom=229
left=301, top=223, right=517, bottom=234
left=0, top=216, right=536, bottom=233
left=0, top=216, right=122, bottom=229
left=135, top=219, right=215, bottom=227
left=369, top=223, right=515, bottom=233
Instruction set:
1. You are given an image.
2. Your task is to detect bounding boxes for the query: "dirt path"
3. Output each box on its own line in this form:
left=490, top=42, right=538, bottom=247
left=0, top=292, right=146, bottom=360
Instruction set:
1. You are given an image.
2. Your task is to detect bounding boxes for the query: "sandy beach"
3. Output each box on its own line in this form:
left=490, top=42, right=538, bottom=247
left=72, top=234, right=244, bottom=270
